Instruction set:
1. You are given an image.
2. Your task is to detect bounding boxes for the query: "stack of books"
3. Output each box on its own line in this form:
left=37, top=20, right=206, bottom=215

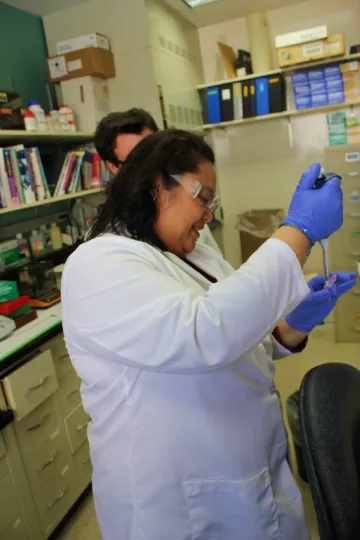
left=0, top=146, right=108, bottom=209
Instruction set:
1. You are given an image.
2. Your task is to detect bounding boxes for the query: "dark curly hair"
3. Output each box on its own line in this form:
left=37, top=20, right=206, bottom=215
left=87, top=129, right=215, bottom=250
left=95, top=108, right=159, bottom=166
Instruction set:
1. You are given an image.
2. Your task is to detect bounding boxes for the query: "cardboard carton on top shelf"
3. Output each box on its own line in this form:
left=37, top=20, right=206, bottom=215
left=56, top=33, right=110, bottom=54
left=277, top=34, right=345, bottom=68
left=48, top=48, right=115, bottom=83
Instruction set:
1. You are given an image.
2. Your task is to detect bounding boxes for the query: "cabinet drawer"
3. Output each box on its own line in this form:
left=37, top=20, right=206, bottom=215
left=47, top=334, right=73, bottom=380
left=331, top=227, right=360, bottom=265
left=2, top=350, right=59, bottom=421
left=22, top=425, right=70, bottom=496
left=14, top=397, right=60, bottom=455
left=65, top=404, right=90, bottom=454
left=34, top=460, right=77, bottom=537
left=0, top=475, right=20, bottom=534
left=335, top=293, right=360, bottom=342
left=58, top=370, right=81, bottom=418
left=74, top=441, right=92, bottom=492
left=0, top=516, right=28, bottom=540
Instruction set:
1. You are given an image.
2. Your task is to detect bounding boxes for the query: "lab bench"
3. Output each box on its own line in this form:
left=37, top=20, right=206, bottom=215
left=0, top=303, right=92, bottom=539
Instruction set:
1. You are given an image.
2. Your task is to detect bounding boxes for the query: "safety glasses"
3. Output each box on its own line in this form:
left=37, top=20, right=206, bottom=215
left=170, top=174, right=220, bottom=214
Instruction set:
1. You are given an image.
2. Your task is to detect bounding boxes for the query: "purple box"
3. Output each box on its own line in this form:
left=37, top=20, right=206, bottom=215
left=295, top=95, right=311, bottom=109
left=328, top=91, right=345, bottom=105
left=293, top=84, right=310, bottom=96
left=310, top=81, right=326, bottom=94
left=311, top=93, right=328, bottom=107
left=325, top=65, right=341, bottom=79
left=326, top=78, right=344, bottom=92
left=292, top=72, right=309, bottom=86
left=308, top=69, right=325, bottom=81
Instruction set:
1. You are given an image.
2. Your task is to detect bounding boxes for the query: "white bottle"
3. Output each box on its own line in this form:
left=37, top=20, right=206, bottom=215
left=28, top=101, right=47, bottom=131
left=59, top=105, right=75, bottom=131
left=49, top=223, right=63, bottom=250
left=50, top=110, right=61, bottom=131
left=24, top=109, right=37, bottom=131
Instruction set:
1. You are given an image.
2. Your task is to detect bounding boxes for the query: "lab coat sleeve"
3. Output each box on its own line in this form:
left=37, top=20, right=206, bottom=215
left=262, top=334, right=306, bottom=360
left=62, top=238, right=309, bottom=374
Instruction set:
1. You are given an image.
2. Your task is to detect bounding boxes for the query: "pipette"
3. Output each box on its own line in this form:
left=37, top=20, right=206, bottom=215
left=313, top=168, right=341, bottom=284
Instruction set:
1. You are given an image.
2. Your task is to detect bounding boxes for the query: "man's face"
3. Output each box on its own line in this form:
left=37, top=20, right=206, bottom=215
left=106, top=127, right=154, bottom=174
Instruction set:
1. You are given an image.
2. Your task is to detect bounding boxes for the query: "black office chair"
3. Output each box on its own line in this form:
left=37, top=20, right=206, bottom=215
left=299, top=363, right=360, bottom=540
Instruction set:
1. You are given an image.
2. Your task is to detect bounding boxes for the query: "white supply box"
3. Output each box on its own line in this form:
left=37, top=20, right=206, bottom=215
left=56, top=33, right=110, bottom=54
left=275, top=25, right=327, bottom=49
left=60, top=76, right=111, bottom=132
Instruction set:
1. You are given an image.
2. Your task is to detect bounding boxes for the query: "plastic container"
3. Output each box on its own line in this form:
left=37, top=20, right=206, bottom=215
left=45, top=114, right=53, bottom=132
left=59, top=105, right=75, bottom=131
left=24, top=109, right=37, bottom=131
left=30, top=230, right=45, bottom=255
left=50, top=110, right=61, bottom=131
left=28, top=101, right=47, bottom=131
left=40, top=224, right=51, bottom=250
left=16, top=233, right=30, bottom=260
left=49, top=223, right=63, bottom=250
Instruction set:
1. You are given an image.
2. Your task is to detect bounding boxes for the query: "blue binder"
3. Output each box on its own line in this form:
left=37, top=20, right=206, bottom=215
left=255, top=78, right=270, bottom=116
left=206, top=87, right=221, bottom=124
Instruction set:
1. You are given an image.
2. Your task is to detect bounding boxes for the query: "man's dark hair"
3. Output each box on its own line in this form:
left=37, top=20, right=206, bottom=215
left=88, top=129, right=215, bottom=249
left=95, top=108, right=159, bottom=165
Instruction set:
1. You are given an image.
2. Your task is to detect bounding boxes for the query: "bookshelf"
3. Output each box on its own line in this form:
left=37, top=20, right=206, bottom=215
left=0, top=130, right=94, bottom=146
left=203, top=100, right=360, bottom=130
left=0, top=188, right=103, bottom=215
left=196, top=52, right=360, bottom=91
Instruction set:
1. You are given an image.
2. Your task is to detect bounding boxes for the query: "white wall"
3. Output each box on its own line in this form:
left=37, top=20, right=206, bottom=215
left=198, top=0, right=360, bottom=270
left=146, top=0, right=204, bottom=132
left=43, top=0, right=163, bottom=126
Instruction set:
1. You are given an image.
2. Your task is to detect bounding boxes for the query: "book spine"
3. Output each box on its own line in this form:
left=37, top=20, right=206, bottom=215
left=35, top=148, right=50, bottom=198
left=59, top=154, right=76, bottom=195
left=16, top=148, right=36, bottom=204
left=3, top=149, right=20, bottom=204
left=0, top=149, right=12, bottom=207
left=28, top=148, right=46, bottom=201
left=10, top=148, right=25, bottom=204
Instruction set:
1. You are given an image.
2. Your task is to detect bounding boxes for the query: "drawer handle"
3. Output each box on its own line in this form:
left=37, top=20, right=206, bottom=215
left=37, top=450, right=59, bottom=472
left=46, top=485, right=67, bottom=509
left=348, top=213, right=360, bottom=218
left=76, top=420, right=89, bottom=432
left=351, top=327, right=360, bottom=333
left=67, top=389, right=79, bottom=398
left=82, top=458, right=91, bottom=465
left=350, top=253, right=360, bottom=258
left=350, top=291, right=360, bottom=297
left=26, top=376, right=49, bottom=394
left=26, top=413, right=50, bottom=432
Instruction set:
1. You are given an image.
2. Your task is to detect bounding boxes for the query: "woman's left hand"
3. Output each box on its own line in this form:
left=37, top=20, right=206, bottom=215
left=285, top=272, right=358, bottom=333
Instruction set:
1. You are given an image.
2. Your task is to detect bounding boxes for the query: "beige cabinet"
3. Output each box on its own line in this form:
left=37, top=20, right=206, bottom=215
left=0, top=330, right=92, bottom=539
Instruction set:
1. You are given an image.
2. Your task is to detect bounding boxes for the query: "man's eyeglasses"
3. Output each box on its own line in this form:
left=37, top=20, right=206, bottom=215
left=170, top=174, right=220, bottom=214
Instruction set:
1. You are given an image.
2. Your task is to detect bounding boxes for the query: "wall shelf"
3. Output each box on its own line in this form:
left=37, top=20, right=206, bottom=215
left=0, top=130, right=94, bottom=146
left=0, top=188, right=103, bottom=215
left=197, top=52, right=360, bottom=91
left=203, top=100, right=360, bottom=130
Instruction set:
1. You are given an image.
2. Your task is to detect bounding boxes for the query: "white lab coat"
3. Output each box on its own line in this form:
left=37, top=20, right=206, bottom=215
left=199, top=224, right=221, bottom=253
left=62, top=234, right=311, bottom=540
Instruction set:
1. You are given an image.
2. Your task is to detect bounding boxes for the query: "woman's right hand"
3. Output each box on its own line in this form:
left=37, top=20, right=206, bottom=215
left=282, top=162, right=343, bottom=245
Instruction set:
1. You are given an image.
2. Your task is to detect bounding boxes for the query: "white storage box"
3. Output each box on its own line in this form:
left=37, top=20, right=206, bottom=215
left=275, top=25, right=327, bottom=49
left=56, top=33, right=110, bottom=55
left=60, top=76, right=111, bottom=132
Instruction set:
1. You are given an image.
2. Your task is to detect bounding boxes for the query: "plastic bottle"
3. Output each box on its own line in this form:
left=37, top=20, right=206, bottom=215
left=59, top=105, right=75, bottom=126
left=16, top=233, right=30, bottom=260
left=30, top=230, right=45, bottom=256
left=49, top=223, right=63, bottom=250
left=28, top=101, right=47, bottom=131
left=24, top=110, right=37, bottom=131
left=68, top=119, right=77, bottom=132
left=40, top=224, right=51, bottom=250
left=45, top=114, right=53, bottom=132
left=50, top=110, right=61, bottom=131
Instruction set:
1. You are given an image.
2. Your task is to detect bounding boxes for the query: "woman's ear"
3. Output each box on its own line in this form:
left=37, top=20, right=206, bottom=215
left=106, top=161, right=119, bottom=176
left=152, top=177, right=162, bottom=200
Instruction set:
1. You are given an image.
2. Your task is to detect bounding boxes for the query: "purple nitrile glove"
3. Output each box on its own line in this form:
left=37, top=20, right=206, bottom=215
left=281, top=163, right=343, bottom=246
left=285, top=272, right=358, bottom=333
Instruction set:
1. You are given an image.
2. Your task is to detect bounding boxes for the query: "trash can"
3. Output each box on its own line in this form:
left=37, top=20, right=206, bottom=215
left=286, top=391, right=308, bottom=483
left=236, top=209, right=284, bottom=262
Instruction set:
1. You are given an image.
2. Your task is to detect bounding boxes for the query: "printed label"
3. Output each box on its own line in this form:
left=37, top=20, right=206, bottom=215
left=67, top=59, right=82, bottom=72
left=50, top=427, right=60, bottom=440
left=48, top=56, right=67, bottom=79
left=348, top=191, right=360, bottom=202
left=303, top=41, right=323, bottom=57
left=345, top=152, right=360, bottom=162
left=221, top=89, right=231, bottom=100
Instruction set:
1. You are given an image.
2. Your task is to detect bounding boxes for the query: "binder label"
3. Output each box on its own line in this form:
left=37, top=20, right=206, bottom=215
left=221, top=89, right=231, bottom=100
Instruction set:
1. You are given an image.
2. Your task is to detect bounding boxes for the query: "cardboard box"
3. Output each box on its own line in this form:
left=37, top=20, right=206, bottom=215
left=310, top=81, right=326, bottom=94
left=328, top=90, right=344, bottom=105
left=275, top=25, right=327, bottom=49
left=48, top=48, right=115, bottom=83
left=327, top=111, right=347, bottom=145
left=295, top=95, right=311, bottom=109
left=311, top=93, right=328, bottom=107
left=342, top=71, right=360, bottom=82
left=277, top=34, right=345, bottom=68
left=341, top=61, right=359, bottom=73
left=294, top=83, right=310, bottom=96
left=56, top=33, right=110, bottom=54
left=343, top=79, right=360, bottom=90
left=308, top=69, right=325, bottom=81
left=344, top=89, right=360, bottom=103
left=324, top=65, right=341, bottom=79
left=326, top=78, right=343, bottom=92
left=60, top=76, right=111, bottom=132
left=292, top=72, right=309, bottom=85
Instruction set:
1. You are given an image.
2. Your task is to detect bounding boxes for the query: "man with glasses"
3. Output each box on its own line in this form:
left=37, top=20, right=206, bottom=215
left=95, top=108, right=221, bottom=253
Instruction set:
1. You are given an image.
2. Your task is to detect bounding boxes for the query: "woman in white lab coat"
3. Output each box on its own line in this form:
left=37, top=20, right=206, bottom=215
left=62, top=130, right=354, bottom=540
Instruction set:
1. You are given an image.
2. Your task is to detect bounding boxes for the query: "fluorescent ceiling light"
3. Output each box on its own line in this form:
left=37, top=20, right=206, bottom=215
left=182, top=0, right=219, bottom=7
